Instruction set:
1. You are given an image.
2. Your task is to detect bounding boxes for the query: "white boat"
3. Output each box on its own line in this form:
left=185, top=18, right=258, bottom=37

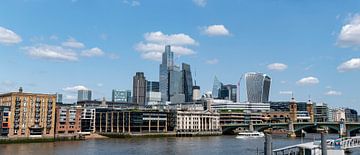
left=236, top=131, right=265, bottom=138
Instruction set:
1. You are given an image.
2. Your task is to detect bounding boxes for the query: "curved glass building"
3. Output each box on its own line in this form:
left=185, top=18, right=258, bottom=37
left=245, top=72, right=271, bottom=103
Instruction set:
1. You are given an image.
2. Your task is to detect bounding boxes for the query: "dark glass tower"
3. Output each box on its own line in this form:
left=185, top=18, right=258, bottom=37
left=182, top=63, right=193, bottom=102
left=159, top=45, right=173, bottom=102
left=133, top=72, right=146, bottom=105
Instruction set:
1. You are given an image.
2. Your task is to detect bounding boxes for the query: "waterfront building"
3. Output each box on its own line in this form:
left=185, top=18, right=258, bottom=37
left=314, top=103, right=328, bottom=122
left=77, top=100, right=138, bottom=109
left=80, top=108, right=96, bottom=133
left=182, top=63, right=193, bottom=102
left=175, top=110, right=220, bottom=133
left=168, top=101, right=206, bottom=111
left=212, top=76, right=222, bottom=99
left=146, top=81, right=161, bottom=105
left=0, top=106, right=10, bottom=136
left=220, top=110, right=263, bottom=125
left=211, top=99, right=270, bottom=113
left=245, top=72, right=271, bottom=103
left=55, top=104, right=82, bottom=136
left=112, top=89, right=131, bottom=103
left=345, top=108, right=358, bottom=122
left=133, top=72, right=147, bottom=105
left=0, top=88, right=56, bottom=138
left=261, top=111, right=290, bottom=123
left=78, top=89, right=92, bottom=101
left=56, top=93, right=63, bottom=104
left=95, top=108, right=173, bottom=133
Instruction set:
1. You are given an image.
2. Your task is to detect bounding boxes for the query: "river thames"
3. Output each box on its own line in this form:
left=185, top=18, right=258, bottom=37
left=0, top=134, right=359, bottom=155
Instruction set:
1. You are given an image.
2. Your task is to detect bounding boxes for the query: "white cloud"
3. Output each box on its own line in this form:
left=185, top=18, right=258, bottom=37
left=193, top=0, right=206, bottom=7
left=144, top=31, right=197, bottom=45
left=135, top=31, right=197, bottom=61
left=202, top=25, right=230, bottom=36
left=0, top=26, right=22, bottom=44
left=23, top=44, right=78, bottom=61
left=65, top=95, right=77, bottom=100
left=206, top=58, right=219, bottom=64
left=279, top=91, right=293, bottom=95
left=325, top=90, right=342, bottom=96
left=61, top=37, right=85, bottom=49
left=123, top=0, right=140, bottom=6
left=62, top=85, right=89, bottom=92
left=337, top=58, right=360, bottom=72
left=337, top=14, right=360, bottom=47
left=267, top=63, right=288, bottom=71
left=81, top=47, right=105, bottom=57
left=296, top=76, right=319, bottom=85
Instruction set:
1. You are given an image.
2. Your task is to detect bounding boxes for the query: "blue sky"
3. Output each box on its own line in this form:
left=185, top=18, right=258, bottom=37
left=0, top=0, right=360, bottom=110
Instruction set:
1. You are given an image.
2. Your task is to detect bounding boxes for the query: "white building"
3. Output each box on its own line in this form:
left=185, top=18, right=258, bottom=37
left=176, top=110, right=221, bottom=133
left=211, top=99, right=270, bottom=112
left=331, top=108, right=346, bottom=122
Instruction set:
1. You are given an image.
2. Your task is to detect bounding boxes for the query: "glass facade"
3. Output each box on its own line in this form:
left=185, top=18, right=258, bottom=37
left=245, top=72, right=271, bottom=103
left=182, top=63, right=193, bottom=102
left=159, top=45, right=173, bottom=102
left=112, top=89, right=131, bottom=102
left=77, top=90, right=92, bottom=101
left=212, top=76, right=222, bottom=99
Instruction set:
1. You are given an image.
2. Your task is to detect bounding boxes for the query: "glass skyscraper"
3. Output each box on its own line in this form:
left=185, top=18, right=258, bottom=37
left=182, top=63, right=193, bottom=102
left=77, top=90, right=92, bottom=101
left=245, top=72, right=271, bottom=103
left=159, top=45, right=173, bottom=102
left=212, top=76, right=223, bottom=99
left=146, top=81, right=161, bottom=105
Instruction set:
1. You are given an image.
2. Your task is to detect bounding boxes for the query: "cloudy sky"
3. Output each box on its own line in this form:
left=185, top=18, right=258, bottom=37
left=0, top=0, right=359, bottom=110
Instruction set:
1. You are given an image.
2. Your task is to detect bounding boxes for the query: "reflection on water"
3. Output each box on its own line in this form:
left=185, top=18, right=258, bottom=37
left=0, top=134, right=359, bottom=155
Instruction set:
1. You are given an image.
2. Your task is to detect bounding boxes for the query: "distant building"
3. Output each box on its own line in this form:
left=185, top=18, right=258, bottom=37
left=345, top=108, right=358, bottom=122
left=331, top=108, right=346, bottom=122
left=0, top=88, right=56, bottom=138
left=182, top=63, right=193, bottom=102
left=245, top=72, right=271, bottom=103
left=219, top=84, right=237, bottom=102
left=192, top=86, right=201, bottom=101
left=55, top=104, right=82, bottom=136
left=112, top=89, right=131, bottom=103
left=56, top=93, right=63, bottom=103
left=133, top=72, right=147, bottom=105
left=211, top=99, right=270, bottom=113
left=146, top=81, right=161, bottom=105
left=269, top=101, right=308, bottom=112
left=78, top=90, right=92, bottom=101
left=160, top=45, right=174, bottom=102
left=314, top=103, right=328, bottom=122
left=212, top=76, right=222, bottom=99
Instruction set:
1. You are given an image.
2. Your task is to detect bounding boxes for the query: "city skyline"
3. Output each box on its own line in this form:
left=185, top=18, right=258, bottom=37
left=1, top=1, right=360, bottom=110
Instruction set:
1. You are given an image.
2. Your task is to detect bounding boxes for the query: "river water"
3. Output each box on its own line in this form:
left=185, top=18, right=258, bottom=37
left=0, top=134, right=359, bottom=155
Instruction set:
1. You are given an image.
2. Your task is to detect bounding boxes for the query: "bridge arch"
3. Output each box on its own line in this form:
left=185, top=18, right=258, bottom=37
left=255, top=125, right=288, bottom=132
left=294, top=124, right=340, bottom=132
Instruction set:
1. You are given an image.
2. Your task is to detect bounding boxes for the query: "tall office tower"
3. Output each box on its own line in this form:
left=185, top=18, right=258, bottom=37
left=169, top=66, right=184, bottom=103
left=77, top=90, right=92, bottom=101
left=221, top=84, right=237, bottom=102
left=212, top=76, right=223, bottom=99
left=56, top=93, right=63, bottom=103
left=112, top=89, right=131, bottom=102
left=159, top=45, right=174, bottom=102
left=245, top=72, right=271, bottom=103
left=133, top=72, right=147, bottom=105
left=182, top=63, right=193, bottom=102
left=146, top=81, right=161, bottom=105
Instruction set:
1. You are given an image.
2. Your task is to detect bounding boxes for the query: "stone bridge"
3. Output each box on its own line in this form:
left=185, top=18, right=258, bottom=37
left=221, top=122, right=360, bottom=137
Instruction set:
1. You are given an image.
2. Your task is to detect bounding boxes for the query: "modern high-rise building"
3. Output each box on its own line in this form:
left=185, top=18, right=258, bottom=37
left=146, top=81, right=161, bottom=105
left=220, top=84, right=237, bottom=102
left=212, top=76, right=223, bottom=99
left=56, top=93, right=63, bottom=103
left=133, top=72, right=146, bottom=105
left=159, top=45, right=173, bottom=102
left=77, top=90, right=92, bottom=101
left=0, top=88, right=56, bottom=138
left=182, top=63, right=193, bottom=102
left=245, top=72, right=271, bottom=103
left=159, top=45, right=190, bottom=103
left=112, top=89, right=131, bottom=103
